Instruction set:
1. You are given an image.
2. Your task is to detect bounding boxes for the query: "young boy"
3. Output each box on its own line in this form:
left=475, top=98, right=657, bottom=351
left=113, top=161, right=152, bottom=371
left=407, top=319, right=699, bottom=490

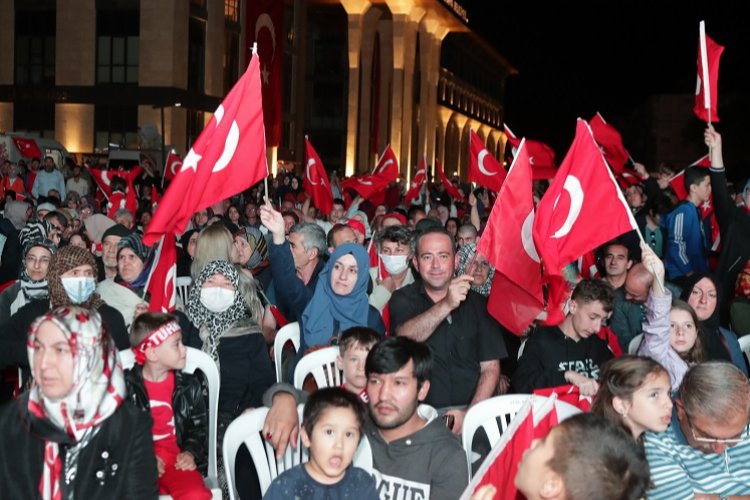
left=336, top=327, right=381, bottom=402
left=512, top=279, right=615, bottom=395
left=263, top=387, right=378, bottom=499
left=125, top=312, right=212, bottom=500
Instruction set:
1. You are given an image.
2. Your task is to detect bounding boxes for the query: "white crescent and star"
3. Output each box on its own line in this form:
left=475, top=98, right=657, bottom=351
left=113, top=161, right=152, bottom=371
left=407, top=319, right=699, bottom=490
left=477, top=149, right=497, bottom=176
left=306, top=158, right=319, bottom=186
left=521, top=210, right=540, bottom=263
left=357, top=178, right=374, bottom=186
left=551, top=176, right=584, bottom=239
left=255, top=14, right=276, bottom=86
left=695, top=75, right=702, bottom=95
left=376, top=159, right=393, bottom=175
left=164, top=265, right=176, bottom=312
left=169, top=159, right=181, bottom=176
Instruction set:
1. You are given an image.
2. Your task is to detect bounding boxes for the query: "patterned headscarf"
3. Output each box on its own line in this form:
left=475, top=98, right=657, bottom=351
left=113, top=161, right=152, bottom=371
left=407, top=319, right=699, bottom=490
left=19, top=220, right=54, bottom=248
left=47, top=245, right=105, bottom=310
left=455, top=242, right=495, bottom=297
left=25, top=306, right=125, bottom=500
left=236, top=226, right=268, bottom=270
left=19, top=238, right=56, bottom=301
left=186, top=260, right=249, bottom=364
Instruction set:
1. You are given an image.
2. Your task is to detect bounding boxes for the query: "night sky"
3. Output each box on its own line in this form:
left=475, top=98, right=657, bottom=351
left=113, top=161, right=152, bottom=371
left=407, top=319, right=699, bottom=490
left=459, top=2, right=750, bottom=173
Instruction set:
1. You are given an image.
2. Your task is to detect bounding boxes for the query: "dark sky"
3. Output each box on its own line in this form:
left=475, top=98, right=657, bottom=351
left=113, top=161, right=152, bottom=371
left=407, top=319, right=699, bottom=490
left=458, top=2, right=750, bottom=168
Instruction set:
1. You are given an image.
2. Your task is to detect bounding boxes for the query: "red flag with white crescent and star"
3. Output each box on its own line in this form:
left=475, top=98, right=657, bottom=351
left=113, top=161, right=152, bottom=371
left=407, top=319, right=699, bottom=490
left=436, top=160, right=462, bottom=200
left=533, top=119, right=637, bottom=279
left=247, top=0, right=283, bottom=146
left=468, top=129, right=506, bottom=192
left=303, top=136, right=334, bottom=215
left=589, top=112, right=630, bottom=174
left=478, top=139, right=544, bottom=335
left=504, top=123, right=557, bottom=179
left=145, top=234, right=177, bottom=313
left=694, top=23, right=724, bottom=123
left=163, top=150, right=182, bottom=181
left=11, top=137, right=42, bottom=159
left=144, top=49, right=269, bottom=246
left=404, top=156, right=427, bottom=206
left=340, top=146, right=399, bottom=200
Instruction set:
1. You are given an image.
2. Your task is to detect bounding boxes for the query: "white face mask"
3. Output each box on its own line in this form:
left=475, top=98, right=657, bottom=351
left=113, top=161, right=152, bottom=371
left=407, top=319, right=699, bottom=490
left=200, top=287, right=236, bottom=313
left=380, top=253, right=409, bottom=275
left=61, top=276, right=96, bottom=304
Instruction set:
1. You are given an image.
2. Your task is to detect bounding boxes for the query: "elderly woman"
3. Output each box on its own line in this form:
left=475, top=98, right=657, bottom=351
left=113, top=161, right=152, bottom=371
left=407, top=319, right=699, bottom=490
left=454, top=242, right=494, bottom=297
left=96, top=233, right=153, bottom=326
left=0, top=245, right=129, bottom=371
left=0, top=306, right=157, bottom=498
left=0, top=238, right=56, bottom=324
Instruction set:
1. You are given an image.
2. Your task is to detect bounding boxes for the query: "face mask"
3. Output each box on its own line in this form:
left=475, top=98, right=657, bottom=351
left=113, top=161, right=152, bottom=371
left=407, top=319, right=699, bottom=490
left=61, top=276, right=96, bottom=304
left=380, top=254, right=409, bottom=275
left=200, top=287, right=236, bottom=313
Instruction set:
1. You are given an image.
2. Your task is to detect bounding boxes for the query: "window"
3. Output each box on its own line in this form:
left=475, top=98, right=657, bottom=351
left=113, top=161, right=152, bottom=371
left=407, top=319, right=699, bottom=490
left=188, top=17, right=206, bottom=92
left=96, top=10, right=139, bottom=84
left=14, top=101, right=55, bottom=138
left=95, top=105, right=138, bottom=152
left=187, top=109, right=205, bottom=149
left=223, top=31, right=240, bottom=94
left=225, top=0, right=240, bottom=23
left=15, top=10, right=55, bottom=85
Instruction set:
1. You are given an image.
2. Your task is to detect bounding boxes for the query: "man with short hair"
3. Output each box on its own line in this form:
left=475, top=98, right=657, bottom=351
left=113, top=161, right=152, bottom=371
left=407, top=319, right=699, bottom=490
left=302, top=196, right=347, bottom=234
left=609, top=262, right=653, bottom=349
left=31, top=156, right=66, bottom=200
left=99, top=224, right=131, bottom=280
left=65, top=165, right=90, bottom=197
left=456, top=224, right=478, bottom=248
left=260, top=204, right=327, bottom=323
left=113, top=208, right=134, bottom=230
left=390, top=227, right=507, bottom=433
left=661, top=166, right=712, bottom=284
left=326, top=223, right=357, bottom=253
left=262, top=337, right=468, bottom=500
left=644, top=361, right=750, bottom=499
left=601, top=240, right=633, bottom=289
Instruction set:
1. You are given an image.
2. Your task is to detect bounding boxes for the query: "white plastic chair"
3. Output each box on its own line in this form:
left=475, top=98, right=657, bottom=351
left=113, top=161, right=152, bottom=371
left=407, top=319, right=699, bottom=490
left=175, top=276, right=192, bottom=306
left=628, top=333, right=644, bottom=355
left=293, top=346, right=342, bottom=391
left=119, top=347, right=222, bottom=500
left=273, top=322, right=300, bottom=383
left=223, top=404, right=372, bottom=499
left=461, top=394, right=582, bottom=478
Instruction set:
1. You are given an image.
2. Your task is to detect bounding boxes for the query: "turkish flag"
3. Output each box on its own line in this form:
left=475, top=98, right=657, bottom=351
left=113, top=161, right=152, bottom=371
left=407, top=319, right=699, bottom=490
left=163, top=150, right=182, bottom=181
left=504, top=124, right=557, bottom=179
left=304, top=137, right=334, bottom=215
left=150, top=186, right=161, bottom=212
left=144, top=51, right=268, bottom=245
left=12, top=137, right=42, bottom=159
left=404, top=156, right=427, bottom=206
left=478, top=140, right=544, bottom=335
left=462, top=396, right=559, bottom=500
left=436, top=160, right=462, bottom=200
left=533, top=119, right=638, bottom=277
left=469, top=129, right=506, bottom=192
left=247, top=0, right=283, bottom=146
left=340, top=146, right=399, bottom=200
left=694, top=24, right=724, bottom=123
left=145, top=234, right=177, bottom=313
left=669, top=155, right=710, bottom=200
left=533, top=385, right=593, bottom=412
left=616, top=167, right=643, bottom=191
left=577, top=250, right=600, bottom=279
left=589, top=112, right=630, bottom=174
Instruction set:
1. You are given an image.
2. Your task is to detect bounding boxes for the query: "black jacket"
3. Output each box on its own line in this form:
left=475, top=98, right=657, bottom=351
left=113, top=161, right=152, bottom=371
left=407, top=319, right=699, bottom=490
left=0, top=393, right=158, bottom=499
left=124, top=366, right=208, bottom=472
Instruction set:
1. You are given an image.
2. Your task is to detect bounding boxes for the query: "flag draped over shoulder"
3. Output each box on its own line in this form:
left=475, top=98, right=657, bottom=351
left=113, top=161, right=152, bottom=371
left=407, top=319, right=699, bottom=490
left=404, top=157, right=427, bottom=206
left=533, top=119, right=637, bottom=278
left=469, top=129, right=506, bottom=191
left=589, top=112, right=629, bottom=174
left=478, top=139, right=544, bottom=335
left=144, top=49, right=269, bottom=246
left=694, top=22, right=724, bottom=123
left=303, top=137, right=334, bottom=215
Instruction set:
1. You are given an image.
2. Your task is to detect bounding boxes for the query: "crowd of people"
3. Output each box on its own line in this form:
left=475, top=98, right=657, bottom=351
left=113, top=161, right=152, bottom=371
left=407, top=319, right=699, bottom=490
left=0, top=123, right=748, bottom=499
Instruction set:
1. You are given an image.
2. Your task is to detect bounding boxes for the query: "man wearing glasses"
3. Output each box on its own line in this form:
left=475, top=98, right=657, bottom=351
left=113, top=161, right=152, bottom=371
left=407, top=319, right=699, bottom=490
left=644, top=362, right=750, bottom=499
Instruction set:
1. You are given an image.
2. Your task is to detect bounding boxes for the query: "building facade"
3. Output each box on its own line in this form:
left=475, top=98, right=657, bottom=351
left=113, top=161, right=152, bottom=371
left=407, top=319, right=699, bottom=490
left=0, top=0, right=514, bottom=182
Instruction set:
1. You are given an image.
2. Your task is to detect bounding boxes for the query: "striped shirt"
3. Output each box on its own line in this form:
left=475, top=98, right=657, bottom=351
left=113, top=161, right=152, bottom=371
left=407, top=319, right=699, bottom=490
left=644, top=424, right=750, bottom=499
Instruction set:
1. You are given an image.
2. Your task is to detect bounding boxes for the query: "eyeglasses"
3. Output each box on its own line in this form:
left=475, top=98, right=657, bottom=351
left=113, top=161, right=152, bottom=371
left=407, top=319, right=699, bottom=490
left=685, top=412, right=749, bottom=446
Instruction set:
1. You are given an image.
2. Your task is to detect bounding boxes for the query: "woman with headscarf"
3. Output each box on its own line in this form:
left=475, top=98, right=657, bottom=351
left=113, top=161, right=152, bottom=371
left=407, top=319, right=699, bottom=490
left=183, top=260, right=274, bottom=420
left=455, top=242, right=494, bottom=297
left=96, top=233, right=154, bottom=326
left=0, top=245, right=129, bottom=373
left=177, top=229, right=199, bottom=278
left=1, top=219, right=55, bottom=286
left=0, top=238, right=56, bottom=324
left=298, top=243, right=384, bottom=363
left=0, top=306, right=158, bottom=498
left=233, top=226, right=270, bottom=286
left=679, top=273, right=747, bottom=375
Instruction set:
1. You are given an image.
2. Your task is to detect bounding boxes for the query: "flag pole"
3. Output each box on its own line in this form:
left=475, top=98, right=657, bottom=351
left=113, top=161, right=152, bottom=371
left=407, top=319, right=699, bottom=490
left=252, top=41, right=270, bottom=206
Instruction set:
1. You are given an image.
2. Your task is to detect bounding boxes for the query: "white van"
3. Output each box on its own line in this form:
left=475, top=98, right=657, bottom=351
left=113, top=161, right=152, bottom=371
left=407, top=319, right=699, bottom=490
left=0, top=133, right=73, bottom=167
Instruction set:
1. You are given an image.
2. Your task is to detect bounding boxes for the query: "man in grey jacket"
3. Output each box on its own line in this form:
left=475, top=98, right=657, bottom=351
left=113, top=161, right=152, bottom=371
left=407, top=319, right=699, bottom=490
left=262, top=337, right=468, bottom=500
